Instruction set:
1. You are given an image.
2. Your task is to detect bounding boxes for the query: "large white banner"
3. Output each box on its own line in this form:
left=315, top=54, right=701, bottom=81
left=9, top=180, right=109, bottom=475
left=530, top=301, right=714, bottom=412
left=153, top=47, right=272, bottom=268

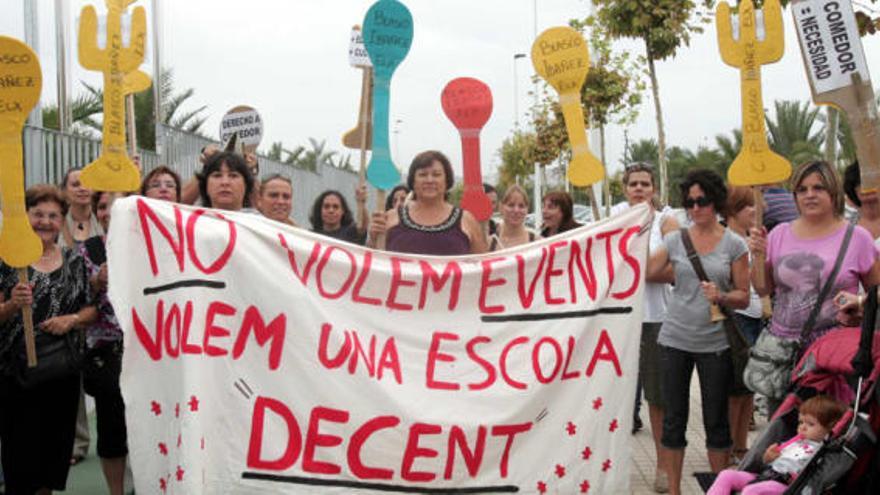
left=107, top=197, right=650, bottom=494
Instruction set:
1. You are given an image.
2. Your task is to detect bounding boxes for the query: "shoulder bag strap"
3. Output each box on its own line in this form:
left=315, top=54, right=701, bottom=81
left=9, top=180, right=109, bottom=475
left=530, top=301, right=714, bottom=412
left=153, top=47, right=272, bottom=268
left=800, top=223, right=855, bottom=338
left=680, top=228, right=712, bottom=283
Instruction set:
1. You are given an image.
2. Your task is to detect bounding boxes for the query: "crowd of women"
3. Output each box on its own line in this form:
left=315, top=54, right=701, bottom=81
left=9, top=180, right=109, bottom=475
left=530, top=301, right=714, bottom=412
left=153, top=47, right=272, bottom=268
left=1, top=146, right=877, bottom=495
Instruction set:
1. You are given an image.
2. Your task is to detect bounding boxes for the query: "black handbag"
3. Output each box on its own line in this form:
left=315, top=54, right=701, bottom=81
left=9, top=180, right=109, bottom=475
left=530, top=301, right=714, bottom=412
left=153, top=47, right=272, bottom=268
left=15, top=328, right=85, bottom=389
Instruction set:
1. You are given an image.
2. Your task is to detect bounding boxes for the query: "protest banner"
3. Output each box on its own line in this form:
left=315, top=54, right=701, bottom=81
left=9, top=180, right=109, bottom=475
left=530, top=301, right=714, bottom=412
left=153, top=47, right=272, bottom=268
left=363, top=0, right=412, bottom=195
left=531, top=27, right=605, bottom=188
left=342, top=26, right=374, bottom=153
left=716, top=0, right=790, bottom=290
left=220, top=106, right=263, bottom=155
left=107, top=196, right=650, bottom=494
left=441, top=77, right=494, bottom=222
left=77, top=0, right=146, bottom=191
left=792, top=0, right=880, bottom=191
left=0, top=36, right=43, bottom=366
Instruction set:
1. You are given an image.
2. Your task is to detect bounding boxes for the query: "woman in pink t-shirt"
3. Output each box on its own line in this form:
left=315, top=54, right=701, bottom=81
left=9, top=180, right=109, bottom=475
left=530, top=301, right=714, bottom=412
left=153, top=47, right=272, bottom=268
left=750, top=160, right=880, bottom=354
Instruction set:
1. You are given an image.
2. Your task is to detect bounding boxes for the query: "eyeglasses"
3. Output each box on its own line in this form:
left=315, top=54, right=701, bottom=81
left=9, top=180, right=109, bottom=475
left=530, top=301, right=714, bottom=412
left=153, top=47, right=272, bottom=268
left=683, top=196, right=712, bottom=209
left=625, top=162, right=654, bottom=171
left=147, top=180, right=177, bottom=190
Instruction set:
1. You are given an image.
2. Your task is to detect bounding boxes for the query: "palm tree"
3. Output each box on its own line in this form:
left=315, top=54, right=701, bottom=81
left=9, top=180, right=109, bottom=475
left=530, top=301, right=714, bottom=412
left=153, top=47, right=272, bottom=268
left=299, top=138, right=337, bottom=171
left=624, top=138, right=658, bottom=166
left=40, top=82, right=103, bottom=136
left=715, top=129, right=742, bottom=167
left=134, top=68, right=208, bottom=150
left=766, top=100, right=824, bottom=164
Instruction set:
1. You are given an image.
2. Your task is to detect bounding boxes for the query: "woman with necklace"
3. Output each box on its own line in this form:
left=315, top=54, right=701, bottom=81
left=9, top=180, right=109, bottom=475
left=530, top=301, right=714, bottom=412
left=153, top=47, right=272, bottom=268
left=489, top=185, right=536, bottom=251
left=59, top=168, right=103, bottom=248
left=369, top=150, right=487, bottom=255
left=0, top=185, right=97, bottom=494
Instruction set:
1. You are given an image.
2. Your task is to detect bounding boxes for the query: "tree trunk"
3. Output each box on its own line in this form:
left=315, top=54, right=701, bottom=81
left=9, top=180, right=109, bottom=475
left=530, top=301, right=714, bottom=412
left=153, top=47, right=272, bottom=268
left=824, top=106, right=838, bottom=167
left=646, top=40, right=669, bottom=206
left=600, top=124, right=610, bottom=217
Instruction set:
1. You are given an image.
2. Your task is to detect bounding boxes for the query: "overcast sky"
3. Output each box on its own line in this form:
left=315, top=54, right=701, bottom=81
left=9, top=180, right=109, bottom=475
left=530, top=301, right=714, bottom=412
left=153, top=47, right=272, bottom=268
left=5, top=0, right=880, bottom=186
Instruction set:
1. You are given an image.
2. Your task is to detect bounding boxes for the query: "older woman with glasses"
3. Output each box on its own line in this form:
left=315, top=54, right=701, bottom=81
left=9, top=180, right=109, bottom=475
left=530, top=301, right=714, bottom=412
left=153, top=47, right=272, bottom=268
left=140, top=166, right=182, bottom=202
left=647, top=169, right=750, bottom=495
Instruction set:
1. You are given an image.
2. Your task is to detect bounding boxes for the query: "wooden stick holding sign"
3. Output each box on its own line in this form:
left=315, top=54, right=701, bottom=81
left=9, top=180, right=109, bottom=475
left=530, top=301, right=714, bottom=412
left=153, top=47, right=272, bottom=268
left=78, top=0, right=146, bottom=191
left=363, top=0, right=413, bottom=249
left=531, top=27, right=605, bottom=189
left=124, top=69, right=151, bottom=157
left=0, top=36, right=44, bottom=367
left=441, top=77, right=494, bottom=223
left=717, top=0, right=791, bottom=291
left=792, top=0, right=880, bottom=191
left=342, top=25, right=374, bottom=233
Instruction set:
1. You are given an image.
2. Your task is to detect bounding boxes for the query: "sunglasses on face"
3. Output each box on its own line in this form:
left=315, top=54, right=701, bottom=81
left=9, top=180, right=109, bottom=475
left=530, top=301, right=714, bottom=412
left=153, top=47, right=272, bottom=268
left=683, top=196, right=712, bottom=209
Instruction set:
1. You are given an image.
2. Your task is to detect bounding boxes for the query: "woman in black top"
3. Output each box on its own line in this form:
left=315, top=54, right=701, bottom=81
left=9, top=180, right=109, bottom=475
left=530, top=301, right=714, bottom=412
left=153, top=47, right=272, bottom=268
left=0, top=185, right=97, bottom=494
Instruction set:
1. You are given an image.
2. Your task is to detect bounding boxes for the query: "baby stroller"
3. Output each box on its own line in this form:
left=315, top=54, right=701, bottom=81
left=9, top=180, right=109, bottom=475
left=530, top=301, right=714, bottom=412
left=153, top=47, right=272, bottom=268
left=735, top=289, right=880, bottom=494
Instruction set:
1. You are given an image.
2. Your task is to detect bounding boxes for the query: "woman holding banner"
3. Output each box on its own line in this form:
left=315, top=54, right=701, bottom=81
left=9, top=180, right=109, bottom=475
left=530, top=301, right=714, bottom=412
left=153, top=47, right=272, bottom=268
left=618, top=162, right=679, bottom=492
left=647, top=169, right=750, bottom=495
left=141, top=166, right=182, bottom=203
left=196, top=151, right=255, bottom=212
left=0, top=185, right=97, bottom=494
left=310, top=188, right=367, bottom=244
left=489, top=185, right=536, bottom=251
left=79, top=191, right=129, bottom=495
left=258, top=174, right=296, bottom=226
left=369, top=150, right=487, bottom=255
left=540, top=191, right=581, bottom=237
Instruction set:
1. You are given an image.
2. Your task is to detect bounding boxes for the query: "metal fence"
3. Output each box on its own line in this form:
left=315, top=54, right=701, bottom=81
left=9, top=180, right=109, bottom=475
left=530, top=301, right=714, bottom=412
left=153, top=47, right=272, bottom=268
left=22, top=124, right=366, bottom=227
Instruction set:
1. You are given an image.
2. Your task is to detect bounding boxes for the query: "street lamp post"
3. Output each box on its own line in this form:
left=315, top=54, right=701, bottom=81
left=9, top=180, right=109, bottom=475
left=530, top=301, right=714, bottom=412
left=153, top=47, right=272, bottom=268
left=513, top=53, right=526, bottom=129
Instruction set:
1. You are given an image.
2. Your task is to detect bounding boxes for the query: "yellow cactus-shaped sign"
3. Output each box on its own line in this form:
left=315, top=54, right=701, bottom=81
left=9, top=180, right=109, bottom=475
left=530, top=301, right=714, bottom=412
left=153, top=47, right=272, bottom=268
left=78, top=0, right=146, bottom=191
left=717, top=0, right=791, bottom=186
left=532, top=27, right=605, bottom=187
left=124, top=69, right=151, bottom=94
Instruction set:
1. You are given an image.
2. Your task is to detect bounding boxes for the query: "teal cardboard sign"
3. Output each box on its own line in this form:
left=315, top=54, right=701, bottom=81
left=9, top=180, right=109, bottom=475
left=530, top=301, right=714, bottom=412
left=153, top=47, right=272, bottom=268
left=363, top=0, right=413, bottom=190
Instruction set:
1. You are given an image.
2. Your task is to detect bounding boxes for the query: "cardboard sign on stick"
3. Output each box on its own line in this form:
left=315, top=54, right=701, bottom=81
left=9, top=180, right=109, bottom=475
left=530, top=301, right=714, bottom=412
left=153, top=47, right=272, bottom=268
left=220, top=106, right=263, bottom=154
left=442, top=77, right=494, bottom=221
left=792, top=0, right=880, bottom=191
left=0, top=36, right=44, bottom=367
left=343, top=27, right=374, bottom=152
left=77, top=0, right=146, bottom=192
left=363, top=0, right=413, bottom=191
left=531, top=27, right=604, bottom=187
left=718, top=0, right=792, bottom=187
left=124, top=68, right=151, bottom=94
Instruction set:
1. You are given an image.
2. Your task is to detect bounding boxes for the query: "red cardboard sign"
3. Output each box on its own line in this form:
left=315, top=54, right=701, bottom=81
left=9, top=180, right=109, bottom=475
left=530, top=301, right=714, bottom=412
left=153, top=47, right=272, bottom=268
left=441, top=77, right=493, bottom=222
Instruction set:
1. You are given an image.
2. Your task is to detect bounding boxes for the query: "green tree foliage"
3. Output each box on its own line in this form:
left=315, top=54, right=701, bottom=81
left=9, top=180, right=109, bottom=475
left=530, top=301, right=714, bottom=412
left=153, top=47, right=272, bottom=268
left=765, top=100, right=824, bottom=165
left=593, top=0, right=713, bottom=205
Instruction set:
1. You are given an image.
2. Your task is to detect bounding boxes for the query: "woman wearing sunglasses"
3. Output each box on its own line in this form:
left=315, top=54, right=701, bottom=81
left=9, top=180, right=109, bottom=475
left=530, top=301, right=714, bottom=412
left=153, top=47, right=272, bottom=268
left=647, top=169, right=751, bottom=495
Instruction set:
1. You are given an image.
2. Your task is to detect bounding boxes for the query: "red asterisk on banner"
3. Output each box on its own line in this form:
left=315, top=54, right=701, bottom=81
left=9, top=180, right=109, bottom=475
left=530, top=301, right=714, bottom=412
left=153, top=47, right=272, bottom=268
left=555, top=464, right=566, bottom=478
left=580, top=480, right=591, bottom=493
left=566, top=421, right=577, bottom=436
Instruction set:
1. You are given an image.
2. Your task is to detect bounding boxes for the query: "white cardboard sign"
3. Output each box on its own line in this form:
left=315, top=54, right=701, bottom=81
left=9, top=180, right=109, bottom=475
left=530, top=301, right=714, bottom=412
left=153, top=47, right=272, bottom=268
left=792, top=0, right=869, bottom=94
left=348, top=26, right=372, bottom=68
left=219, top=106, right=263, bottom=150
left=108, top=197, right=650, bottom=494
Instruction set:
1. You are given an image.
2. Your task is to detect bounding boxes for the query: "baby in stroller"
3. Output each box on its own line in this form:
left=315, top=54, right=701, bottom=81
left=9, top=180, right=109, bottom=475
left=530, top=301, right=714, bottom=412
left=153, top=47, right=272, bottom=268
left=708, top=395, right=846, bottom=494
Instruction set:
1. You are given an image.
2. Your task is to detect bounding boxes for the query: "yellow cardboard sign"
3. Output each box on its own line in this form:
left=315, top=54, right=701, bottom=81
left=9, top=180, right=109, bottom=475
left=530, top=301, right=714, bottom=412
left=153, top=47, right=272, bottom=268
left=124, top=69, right=151, bottom=94
left=717, top=0, right=791, bottom=186
left=77, top=0, right=147, bottom=191
left=0, top=37, right=43, bottom=266
left=531, top=27, right=604, bottom=187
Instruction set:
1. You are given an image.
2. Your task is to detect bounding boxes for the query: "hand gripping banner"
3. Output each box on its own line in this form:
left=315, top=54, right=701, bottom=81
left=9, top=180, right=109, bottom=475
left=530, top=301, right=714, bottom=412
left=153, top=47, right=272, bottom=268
left=107, top=198, right=651, bottom=494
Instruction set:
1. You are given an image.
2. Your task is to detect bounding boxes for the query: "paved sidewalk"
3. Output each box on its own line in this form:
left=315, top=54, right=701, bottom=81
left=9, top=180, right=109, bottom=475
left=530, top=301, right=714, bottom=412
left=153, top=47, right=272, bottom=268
left=56, top=375, right=764, bottom=494
left=629, top=375, right=766, bottom=494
